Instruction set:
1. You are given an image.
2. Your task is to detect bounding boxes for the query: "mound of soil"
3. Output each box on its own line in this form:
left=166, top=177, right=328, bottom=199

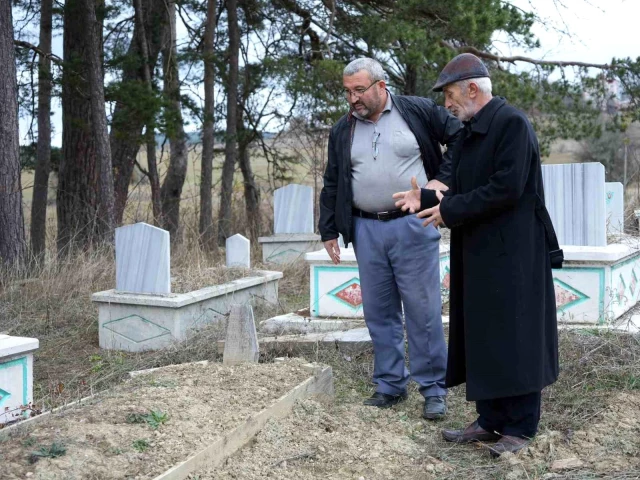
left=0, top=360, right=312, bottom=480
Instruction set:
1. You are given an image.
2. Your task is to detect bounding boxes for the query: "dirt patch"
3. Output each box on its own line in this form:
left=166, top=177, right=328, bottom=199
left=522, top=392, right=640, bottom=475
left=199, top=394, right=456, bottom=480
left=0, top=360, right=312, bottom=480
left=196, top=390, right=640, bottom=480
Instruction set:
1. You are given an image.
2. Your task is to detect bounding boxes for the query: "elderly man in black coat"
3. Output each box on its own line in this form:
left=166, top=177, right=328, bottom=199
left=393, top=54, right=559, bottom=457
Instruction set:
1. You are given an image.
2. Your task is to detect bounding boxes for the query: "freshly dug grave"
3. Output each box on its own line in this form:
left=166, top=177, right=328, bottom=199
left=0, top=360, right=312, bottom=480
left=199, top=394, right=456, bottom=480
left=199, top=391, right=640, bottom=480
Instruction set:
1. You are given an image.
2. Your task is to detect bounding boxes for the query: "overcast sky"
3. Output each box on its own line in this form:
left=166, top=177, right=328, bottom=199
left=19, top=0, right=638, bottom=147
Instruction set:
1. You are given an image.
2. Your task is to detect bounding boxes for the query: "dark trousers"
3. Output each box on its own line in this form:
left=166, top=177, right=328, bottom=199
left=476, top=391, right=541, bottom=439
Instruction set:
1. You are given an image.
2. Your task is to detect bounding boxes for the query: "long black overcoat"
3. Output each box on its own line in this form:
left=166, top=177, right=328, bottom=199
left=438, top=97, right=559, bottom=401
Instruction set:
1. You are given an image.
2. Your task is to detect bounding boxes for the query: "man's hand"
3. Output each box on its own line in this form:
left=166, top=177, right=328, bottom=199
left=417, top=196, right=445, bottom=228
left=425, top=179, right=449, bottom=191
left=324, top=238, right=341, bottom=265
left=393, top=176, right=422, bottom=213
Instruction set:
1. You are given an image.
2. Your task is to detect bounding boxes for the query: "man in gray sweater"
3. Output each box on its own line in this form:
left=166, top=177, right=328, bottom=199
left=318, top=57, right=462, bottom=418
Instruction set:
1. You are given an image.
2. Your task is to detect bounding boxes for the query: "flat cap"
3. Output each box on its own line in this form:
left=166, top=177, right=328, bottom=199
left=432, top=53, right=490, bottom=92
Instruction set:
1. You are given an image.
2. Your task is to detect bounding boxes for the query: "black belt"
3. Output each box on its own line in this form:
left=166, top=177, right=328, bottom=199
left=352, top=207, right=411, bottom=221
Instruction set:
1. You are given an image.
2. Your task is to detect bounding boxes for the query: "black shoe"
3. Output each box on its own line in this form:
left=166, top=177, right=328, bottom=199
left=363, top=391, right=408, bottom=408
left=423, top=395, right=447, bottom=420
left=486, top=435, right=530, bottom=458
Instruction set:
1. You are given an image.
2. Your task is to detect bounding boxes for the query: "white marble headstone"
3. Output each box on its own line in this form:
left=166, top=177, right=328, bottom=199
left=115, top=223, right=171, bottom=294
left=274, top=184, right=314, bottom=234
left=542, top=163, right=606, bottom=247
left=226, top=234, right=250, bottom=268
left=605, top=182, right=624, bottom=235
left=223, top=305, right=259, bottom=365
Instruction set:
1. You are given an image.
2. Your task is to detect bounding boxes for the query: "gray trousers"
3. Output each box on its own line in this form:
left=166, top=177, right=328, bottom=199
left=352, top=214, right=447, bottom=397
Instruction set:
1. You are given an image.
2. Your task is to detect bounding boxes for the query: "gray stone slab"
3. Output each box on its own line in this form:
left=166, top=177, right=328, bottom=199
left=274, top=184, right=314, bottom=234
left=259, top=313, right=364, bottom=334
left=542, top=163, right=606, bottom=246
left=115, top=222, right=171, bottom=294
left=226, top=234, right=250, bottom=268
left=258, top=234, right=323, bottom=264
left=223, top=305, right=259, bottom=365
left=606, top=182, right=624, bottom=235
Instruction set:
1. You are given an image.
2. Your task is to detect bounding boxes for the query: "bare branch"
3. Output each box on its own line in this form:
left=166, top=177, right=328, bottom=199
left=440, top=41, right=612, bottom=70
left=14, top=40, right=62, bottom=65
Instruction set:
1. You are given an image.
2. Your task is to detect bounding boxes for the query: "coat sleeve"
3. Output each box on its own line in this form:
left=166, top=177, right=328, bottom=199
left=318, top=127, right=340, bottom=241
left=430, top=104, right=463, bottom=186
left=439, top=114, right=533, bottom=228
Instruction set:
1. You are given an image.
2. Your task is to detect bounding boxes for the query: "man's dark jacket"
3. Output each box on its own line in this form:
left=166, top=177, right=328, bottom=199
left=433, top=97, right=559, bottom=401
left=318, top=93, right=463, bottom=246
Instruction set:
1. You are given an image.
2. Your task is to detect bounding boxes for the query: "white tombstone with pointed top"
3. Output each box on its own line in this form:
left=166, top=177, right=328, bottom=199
left=116, top=222, right=171, bottom=295
left=226, top=234, right=250, bottom=268
left=223, top=305, right=259, bottom=365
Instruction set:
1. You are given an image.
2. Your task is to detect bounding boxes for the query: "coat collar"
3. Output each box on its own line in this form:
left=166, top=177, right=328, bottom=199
left=466, top=96, right=506, bottom=135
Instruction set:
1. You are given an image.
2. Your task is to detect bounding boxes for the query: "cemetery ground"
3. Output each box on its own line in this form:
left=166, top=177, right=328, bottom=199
left=1, top=245, right=640, bottom=479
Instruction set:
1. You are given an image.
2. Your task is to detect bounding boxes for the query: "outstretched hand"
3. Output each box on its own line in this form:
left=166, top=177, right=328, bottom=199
left=392, top=176, right=422, bottom=213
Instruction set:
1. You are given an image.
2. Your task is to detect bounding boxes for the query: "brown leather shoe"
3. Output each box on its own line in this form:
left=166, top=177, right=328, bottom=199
left=487, top=435, right=530, bottom=457
left=442, top=420, right=501, bottom=444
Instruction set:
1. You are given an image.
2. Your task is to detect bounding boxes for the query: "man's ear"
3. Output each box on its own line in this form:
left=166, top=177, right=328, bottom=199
left=468, top=81, right=479, bottom=99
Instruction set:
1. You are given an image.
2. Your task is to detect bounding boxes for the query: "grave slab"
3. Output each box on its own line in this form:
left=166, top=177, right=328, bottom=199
left=223, top=305, right=259, bottom=365
left=274, top=184, right=314, bottom=234
left=116, top=223, right=171, bottom=294
left=542, top=163, right=606, bottom=246
left=0, top=335, right=39, bottom=425
left=226, top=234, right=250, bottom=268
left=605, top=182, right=624, bottom=235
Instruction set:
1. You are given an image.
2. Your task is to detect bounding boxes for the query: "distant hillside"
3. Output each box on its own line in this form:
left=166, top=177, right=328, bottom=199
left=155, top=131, right=277, bottom=146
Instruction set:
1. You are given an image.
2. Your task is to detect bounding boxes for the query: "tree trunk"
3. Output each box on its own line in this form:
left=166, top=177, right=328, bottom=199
left=57, top=0, right=101, bottom=254
left=217, top=0, right=240, bottom=246
left=199, top=0, right=217, bottom=251
left=238, top=134, right=261, bottom=244
left=30, top=0, right=53, bottom=262
left=159, top=0, right=188, bottom=241
left=134, top=0, right=161, bottom=225
left=403, top=62, right=417, bottom=96
left=146, top=128, right=162, bottom=224
left=0, top=0, right=26, bottom=268
left=111, top=0, right=167, bottom=224
left=84, top=0, right=115, bottom=243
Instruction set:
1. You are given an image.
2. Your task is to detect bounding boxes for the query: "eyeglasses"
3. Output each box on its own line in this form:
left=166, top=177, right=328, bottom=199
left=343, top=80, right=380, bottom=99
left=372, top=131, right=380, bottom=160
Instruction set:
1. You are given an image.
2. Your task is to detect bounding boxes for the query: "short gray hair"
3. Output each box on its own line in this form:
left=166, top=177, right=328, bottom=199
left=458, top=77, right=492, bottom=95
left=343, top=58, right=386, bottom=82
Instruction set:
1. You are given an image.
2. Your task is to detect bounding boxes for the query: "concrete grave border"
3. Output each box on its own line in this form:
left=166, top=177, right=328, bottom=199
left=92, top=271, right=283, bottom=351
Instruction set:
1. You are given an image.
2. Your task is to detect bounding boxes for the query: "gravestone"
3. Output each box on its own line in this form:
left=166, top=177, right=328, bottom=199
left=115, top=223, right=171, bottom=294
left=274, top=184, right=314, bottom=234
left=541, top=163, right=606, bottom=246
left=226, top=234, right=250, bottom=268
left=605, top=182, right=624, bottom=235
left=223, top=305, right=259, bottom=365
